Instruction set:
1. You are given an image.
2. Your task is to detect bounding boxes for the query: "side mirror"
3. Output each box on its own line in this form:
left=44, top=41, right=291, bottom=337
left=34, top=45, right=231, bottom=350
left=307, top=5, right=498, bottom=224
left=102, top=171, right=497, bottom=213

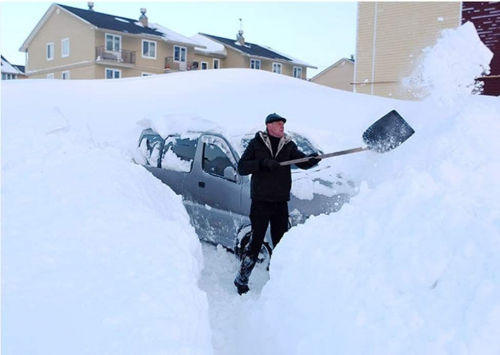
left=223, top=166, right=237, bottom=182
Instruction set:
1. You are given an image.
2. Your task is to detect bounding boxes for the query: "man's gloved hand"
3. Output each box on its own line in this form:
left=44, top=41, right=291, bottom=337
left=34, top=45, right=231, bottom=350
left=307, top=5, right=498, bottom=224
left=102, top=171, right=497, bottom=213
left=308, top=153, right=322, bottom=166
left=261, top=158, right=281, bottom=172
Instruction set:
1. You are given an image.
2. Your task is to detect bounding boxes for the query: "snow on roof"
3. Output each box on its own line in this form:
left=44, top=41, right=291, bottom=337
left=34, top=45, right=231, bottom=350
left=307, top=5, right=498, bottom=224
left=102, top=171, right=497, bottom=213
left=21, top=4, right=202, bottom=52
left=149, top=23, right=202, bottom=47
left=263, top=45, right=317, bottom=69
left=114, top=17, right=131, bottom=24
left=191, top=34, right=227, bottom=56
left=200, top=33, right=294, bottom=63
left=1, top=56, right=21, bottom=75
left=57, top=4, right=162, bottom=37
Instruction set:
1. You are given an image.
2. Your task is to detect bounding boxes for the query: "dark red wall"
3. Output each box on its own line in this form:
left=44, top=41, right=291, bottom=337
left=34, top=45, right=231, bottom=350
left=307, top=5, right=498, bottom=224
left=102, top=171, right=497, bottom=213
left=462, top=2, right=500, bottom=96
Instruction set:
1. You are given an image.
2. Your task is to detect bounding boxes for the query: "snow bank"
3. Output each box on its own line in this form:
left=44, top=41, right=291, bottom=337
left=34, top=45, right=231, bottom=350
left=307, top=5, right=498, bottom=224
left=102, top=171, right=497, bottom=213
left=238, top=97, right=500, bottom=355
left=237, top=23, right=500, bottom=355
left=2, top=84, right=213, bottom=355
left=2, top=21, right=498, bottom=353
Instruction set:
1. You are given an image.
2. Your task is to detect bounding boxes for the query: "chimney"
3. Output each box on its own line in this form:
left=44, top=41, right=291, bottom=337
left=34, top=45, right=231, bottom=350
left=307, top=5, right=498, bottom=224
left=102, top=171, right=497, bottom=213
left=236, top=30, right=245, bottom=46
left=139, top=8, right=148, bottom=27
left=236, top=18, right=245, bottom=46
left=88, top=2, right=94, bottom=11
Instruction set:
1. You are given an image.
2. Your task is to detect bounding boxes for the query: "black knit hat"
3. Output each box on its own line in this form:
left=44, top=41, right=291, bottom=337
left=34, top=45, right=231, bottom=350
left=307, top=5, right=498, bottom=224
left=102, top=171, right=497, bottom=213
left=265, top=113, right=287, bottom=124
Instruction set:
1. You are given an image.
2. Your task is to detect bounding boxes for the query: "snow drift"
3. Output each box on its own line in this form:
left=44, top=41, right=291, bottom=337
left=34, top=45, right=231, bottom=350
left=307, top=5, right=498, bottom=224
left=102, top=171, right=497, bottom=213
left=2, top=22, right=499, bottom=355
left=2, top=86, right=213, bottom=354
left=237, top=22, right=500, bottom=355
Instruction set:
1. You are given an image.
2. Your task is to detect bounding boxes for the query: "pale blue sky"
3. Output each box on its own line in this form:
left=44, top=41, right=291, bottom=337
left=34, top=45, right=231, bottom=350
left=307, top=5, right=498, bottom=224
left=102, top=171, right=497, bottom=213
left=0, top=1, right=357, bottom=78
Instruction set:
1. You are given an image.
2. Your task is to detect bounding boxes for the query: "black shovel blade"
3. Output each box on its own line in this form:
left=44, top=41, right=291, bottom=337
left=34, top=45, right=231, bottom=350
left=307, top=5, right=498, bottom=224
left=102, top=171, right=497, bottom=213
left=362, top=110, right=415, bottom=153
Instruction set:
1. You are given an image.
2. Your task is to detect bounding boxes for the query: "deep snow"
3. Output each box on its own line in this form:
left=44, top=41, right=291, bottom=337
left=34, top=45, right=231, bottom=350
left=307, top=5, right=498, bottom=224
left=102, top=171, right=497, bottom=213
left=2, top=22, right=500, bottom=355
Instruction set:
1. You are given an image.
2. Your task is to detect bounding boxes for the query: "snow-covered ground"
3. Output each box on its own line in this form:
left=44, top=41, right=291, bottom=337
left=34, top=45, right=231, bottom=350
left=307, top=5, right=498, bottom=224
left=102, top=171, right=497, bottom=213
left=2, top=23, right=500, bottom=355
left=198, top=244, right=269, bottom=355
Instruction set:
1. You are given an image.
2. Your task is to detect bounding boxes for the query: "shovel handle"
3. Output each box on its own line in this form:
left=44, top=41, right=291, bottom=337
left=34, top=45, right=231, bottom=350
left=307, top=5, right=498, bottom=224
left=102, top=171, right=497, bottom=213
left=280, top=147, right=368, bottom=166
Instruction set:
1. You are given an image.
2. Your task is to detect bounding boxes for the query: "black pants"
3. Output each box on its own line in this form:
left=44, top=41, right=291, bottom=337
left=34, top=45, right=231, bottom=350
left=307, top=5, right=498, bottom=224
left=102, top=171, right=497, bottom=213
left=247, top=200, right=289, bottom=260
left=235, top=200, right=289, bottom=287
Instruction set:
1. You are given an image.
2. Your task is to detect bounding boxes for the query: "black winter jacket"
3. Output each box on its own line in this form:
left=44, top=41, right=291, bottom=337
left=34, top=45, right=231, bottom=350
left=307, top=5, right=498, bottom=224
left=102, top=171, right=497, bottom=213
left=238, top=131, right=317, bottom=202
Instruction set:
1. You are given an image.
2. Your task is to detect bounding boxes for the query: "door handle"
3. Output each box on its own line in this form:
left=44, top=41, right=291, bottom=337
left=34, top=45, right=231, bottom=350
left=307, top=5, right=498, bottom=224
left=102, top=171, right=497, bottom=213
left=198, top=181, right=205, bottom=188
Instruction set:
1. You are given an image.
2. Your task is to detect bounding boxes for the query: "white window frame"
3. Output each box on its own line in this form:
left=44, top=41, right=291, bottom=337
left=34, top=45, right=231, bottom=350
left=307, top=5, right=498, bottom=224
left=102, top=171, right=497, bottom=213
left=293, top=66, right=303, bottom=79
left=61, top=38, right=70, bottom=58
left=47, top=73, right=54, bottom=79
left=61, top=70, right=70, bottom=80
left=272, top=62, right=282, bottom=74
left=105, top=68, right=122, bottom=79
left=173, top=45, right=187, bottom=63
left=105, top=33, right=122, bottom=53
left=142, top=39, right=157, bottom=59
left=47, top=42, right=54, bottom=61
left=213, top=58, right=220, bottom=69
left=250, top=59, right=261, bottom=70
left=141, top=72, right=154, bottom=76
left=201, top=61, right=208, bottom=70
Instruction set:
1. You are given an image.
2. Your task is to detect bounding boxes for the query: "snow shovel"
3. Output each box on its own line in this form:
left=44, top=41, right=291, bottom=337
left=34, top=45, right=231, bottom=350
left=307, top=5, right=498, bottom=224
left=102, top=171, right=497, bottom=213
left=280, top=110, right=415, bottom=166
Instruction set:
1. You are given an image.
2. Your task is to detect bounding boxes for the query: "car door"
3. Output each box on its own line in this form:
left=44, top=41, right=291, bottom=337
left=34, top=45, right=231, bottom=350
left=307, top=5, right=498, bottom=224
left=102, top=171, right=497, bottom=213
left=183, top=134, right=246, bottom=248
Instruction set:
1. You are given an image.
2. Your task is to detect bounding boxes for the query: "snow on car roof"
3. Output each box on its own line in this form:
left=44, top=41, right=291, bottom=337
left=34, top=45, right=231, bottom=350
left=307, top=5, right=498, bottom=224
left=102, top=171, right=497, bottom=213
left=137, top=113, right=227, bottom=140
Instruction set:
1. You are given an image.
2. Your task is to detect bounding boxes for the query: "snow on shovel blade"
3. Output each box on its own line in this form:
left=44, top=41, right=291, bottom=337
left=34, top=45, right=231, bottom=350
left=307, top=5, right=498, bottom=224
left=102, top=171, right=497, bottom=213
left=362, top=110, right=415, bottom=153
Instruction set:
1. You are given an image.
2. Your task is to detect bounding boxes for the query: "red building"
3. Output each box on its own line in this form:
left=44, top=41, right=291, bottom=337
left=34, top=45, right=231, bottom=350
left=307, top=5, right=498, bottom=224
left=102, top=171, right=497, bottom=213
left=462, top=2, right=500, bottom=96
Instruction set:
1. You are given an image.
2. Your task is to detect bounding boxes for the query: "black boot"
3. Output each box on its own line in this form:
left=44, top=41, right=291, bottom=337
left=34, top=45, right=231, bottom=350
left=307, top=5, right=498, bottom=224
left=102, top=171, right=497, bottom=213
left=234, top=255, right=257, bottom=295
left=234, top=280, right=250, bottom=295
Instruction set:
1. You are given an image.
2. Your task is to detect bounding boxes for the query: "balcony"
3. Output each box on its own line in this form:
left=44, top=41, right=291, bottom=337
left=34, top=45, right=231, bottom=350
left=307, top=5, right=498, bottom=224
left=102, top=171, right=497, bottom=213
left=165, top=57, right=199, bottom=72
left=95, top=46, right=136, bottom=67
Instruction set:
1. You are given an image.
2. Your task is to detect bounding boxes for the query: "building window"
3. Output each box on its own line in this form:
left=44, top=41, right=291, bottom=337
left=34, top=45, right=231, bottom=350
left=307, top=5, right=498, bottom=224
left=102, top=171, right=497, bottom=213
left=2, top=73, right=16, bottom=80
left=142, top=40, right=157, bottom=59
left=272, top=63, right=282, bottom=74
left=47, top=73, right=54, bottom=79
left=2, top=73, right=18, bottom=80
left=250, top=59, right=261, bottom=70
left=62, top=38, right=70, bottom=58
left=213, top=59, right=220, bottom=69
left=47, top=42, right=54, bottom=61
left=105, top=34, right=121, bottom=52
left=105, top=68, right=121, bottom=79
left=201, top=62, right=208, bottom=70
left=62, top=71, right=70, bottom=80
left=293, top=66, right=303, bottom=79
left=174, top=46, right=187, bottom=62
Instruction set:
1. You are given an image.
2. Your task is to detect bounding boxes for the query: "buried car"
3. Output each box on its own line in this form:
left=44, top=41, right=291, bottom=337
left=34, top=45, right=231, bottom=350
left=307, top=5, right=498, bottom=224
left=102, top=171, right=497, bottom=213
left=135, top=120, right=357, bottom=255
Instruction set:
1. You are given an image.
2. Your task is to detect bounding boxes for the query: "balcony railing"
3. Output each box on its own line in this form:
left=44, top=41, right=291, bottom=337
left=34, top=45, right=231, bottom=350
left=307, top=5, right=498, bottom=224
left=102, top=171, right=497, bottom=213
left=95, top=46, right=136, bottom=65
left=165, top=57, right=199, bottom=72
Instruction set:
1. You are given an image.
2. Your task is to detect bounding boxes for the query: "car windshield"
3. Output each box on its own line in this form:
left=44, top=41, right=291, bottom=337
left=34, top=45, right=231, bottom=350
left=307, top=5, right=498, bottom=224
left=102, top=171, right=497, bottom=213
left=240, top=132, right=322, bottom=169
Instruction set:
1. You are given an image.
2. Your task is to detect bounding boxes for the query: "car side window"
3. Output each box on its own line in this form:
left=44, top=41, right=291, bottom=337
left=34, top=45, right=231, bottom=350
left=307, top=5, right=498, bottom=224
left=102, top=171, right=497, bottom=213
left=202, top=143, right=234, bottom=179
left=139, top=137, right=163, bottom=167
left=162, top=136, right=197, bottom=172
